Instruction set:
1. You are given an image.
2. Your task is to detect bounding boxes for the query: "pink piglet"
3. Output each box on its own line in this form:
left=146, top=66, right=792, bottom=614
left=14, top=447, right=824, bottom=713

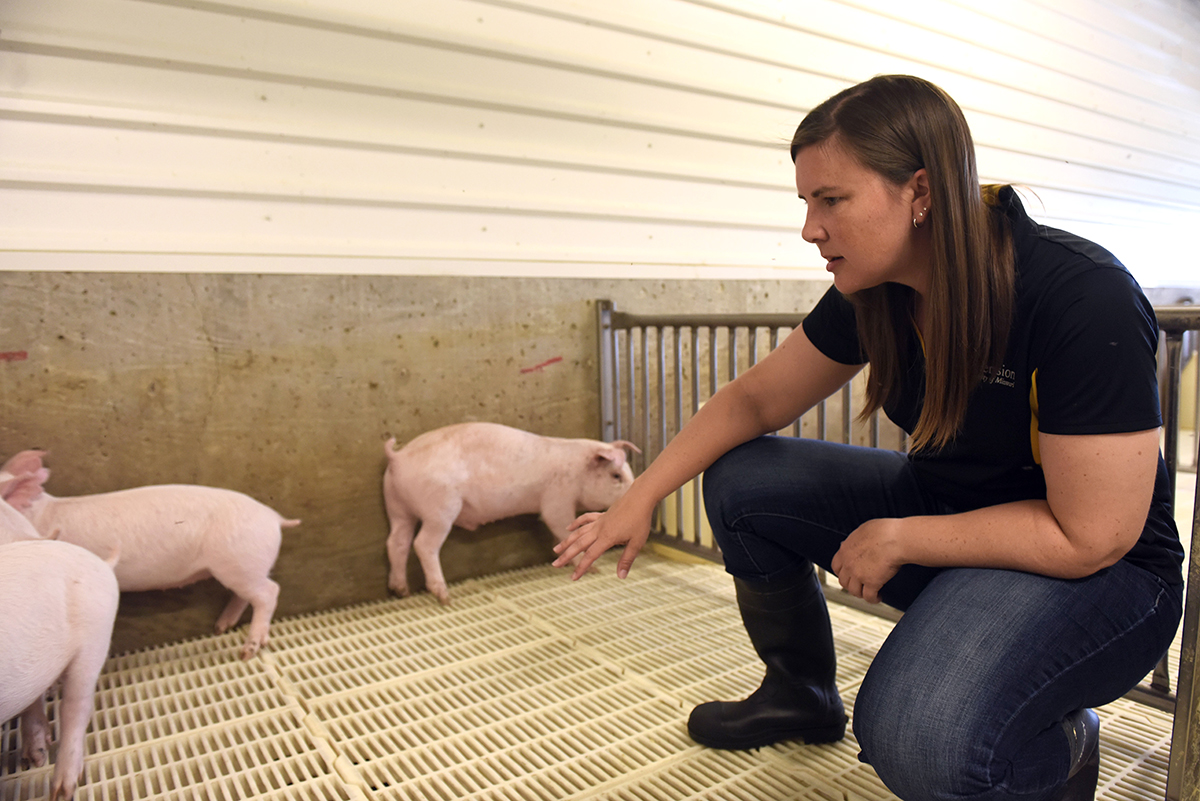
left=1, top=451, right=298, bottom=660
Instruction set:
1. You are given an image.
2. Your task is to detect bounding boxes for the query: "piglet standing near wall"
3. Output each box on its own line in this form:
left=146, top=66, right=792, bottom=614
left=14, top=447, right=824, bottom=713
left=382, top=422, right=640, bottom=604
left=0, top=451, right=299, bottom=660
left=0, top=539, right=119, bottom=801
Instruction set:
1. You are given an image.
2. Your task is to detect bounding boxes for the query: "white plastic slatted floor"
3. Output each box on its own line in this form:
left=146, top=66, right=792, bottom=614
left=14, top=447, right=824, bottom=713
left=0, top=542, right=1185, bottom=801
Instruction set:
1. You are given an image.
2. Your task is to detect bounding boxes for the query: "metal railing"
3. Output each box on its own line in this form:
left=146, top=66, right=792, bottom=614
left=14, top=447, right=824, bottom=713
left=1158, top=306, right=1200, bottom=801
left=597, top=299, right=1200, bottom=801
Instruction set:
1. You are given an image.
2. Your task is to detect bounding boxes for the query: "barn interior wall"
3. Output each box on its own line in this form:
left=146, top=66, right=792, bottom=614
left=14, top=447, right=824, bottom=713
left=2, top=0, right=1198, bottom=652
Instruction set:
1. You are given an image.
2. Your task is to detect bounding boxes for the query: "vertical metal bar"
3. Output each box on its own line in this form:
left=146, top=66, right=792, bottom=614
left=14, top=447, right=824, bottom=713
left=612, top=329, right=623, bottom=444
left=1165, top=334, right=1184, bottom=510
left=653, top=326, right=667, bottom=534
left=1161, top=328, right=1190, bottom=796
left=628, top=326, right=638, bottom=441
left=1191, top=331, right=1200, bottom=471
left=729, top=326, right=739, bottom=382
left=749, top=327, right=760, bottom=368
left=1166, top=497, right=1200, bottom=801
left=640, top=326, right=650, bottom=475
left=673, top=327, right=685, bottom=538
left=596, top=300, right=616, bottom=442
left=658, top=327, right=667, bottom=462
left=709, top=327, right=720, bottom=397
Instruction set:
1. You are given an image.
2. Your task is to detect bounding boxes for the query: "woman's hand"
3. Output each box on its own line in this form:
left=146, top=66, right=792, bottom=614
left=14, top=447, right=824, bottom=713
left=552, top=501, right=653, bottom=580
left=831, top=518, right=906, bottom=604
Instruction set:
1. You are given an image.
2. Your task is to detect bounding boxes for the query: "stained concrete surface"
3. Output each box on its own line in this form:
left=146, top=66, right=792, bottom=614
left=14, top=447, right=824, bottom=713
left=0, top=271, right=829, bottom=655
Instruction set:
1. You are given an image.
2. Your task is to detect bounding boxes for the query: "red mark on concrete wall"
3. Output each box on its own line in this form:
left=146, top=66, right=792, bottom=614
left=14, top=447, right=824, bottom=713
left=520, top=356, right=563, bottom=374
left=0, top=351, right=27, bottom=362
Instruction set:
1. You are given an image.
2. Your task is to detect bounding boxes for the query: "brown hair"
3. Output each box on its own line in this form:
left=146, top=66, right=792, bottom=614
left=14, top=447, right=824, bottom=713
left=791, top=75, right=1014, bottom=452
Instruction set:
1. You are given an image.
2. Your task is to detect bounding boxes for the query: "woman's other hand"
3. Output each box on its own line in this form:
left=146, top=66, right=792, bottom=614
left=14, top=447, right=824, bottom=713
left=831, top=517, right=906, bottom=604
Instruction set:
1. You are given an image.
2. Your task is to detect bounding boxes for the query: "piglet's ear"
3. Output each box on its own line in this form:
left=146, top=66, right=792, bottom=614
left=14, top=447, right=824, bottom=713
left=609, top=439, right=642, bottom=455
left=592, top=446, right=628, bottom=471
left=0, top=449, right=47, bottom=477
left=1, top=472, right=46, bottom=512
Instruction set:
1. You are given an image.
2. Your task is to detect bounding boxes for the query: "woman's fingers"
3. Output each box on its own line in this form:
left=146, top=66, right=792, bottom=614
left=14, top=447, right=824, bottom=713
left=552, top=509, right=647, bottom=580
left=565, top=512, right=602, bottom=535
left=616, top=539, right=645, bottom=579
left=552, top=524, right=596, bottom=567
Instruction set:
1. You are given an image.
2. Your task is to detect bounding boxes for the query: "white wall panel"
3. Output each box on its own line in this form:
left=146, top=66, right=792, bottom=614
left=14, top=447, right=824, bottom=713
left=1, top=0, right=1197, bottom=285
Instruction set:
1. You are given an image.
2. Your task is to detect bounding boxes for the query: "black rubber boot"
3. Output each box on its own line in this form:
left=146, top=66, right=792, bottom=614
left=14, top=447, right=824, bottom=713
left=687, top=564, right=847, bottom=749
left=1057, top=708, right=1100, bottom=801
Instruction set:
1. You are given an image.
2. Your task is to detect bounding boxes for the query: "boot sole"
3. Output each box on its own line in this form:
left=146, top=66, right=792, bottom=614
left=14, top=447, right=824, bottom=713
left=687, top=718, right=847, bottom=751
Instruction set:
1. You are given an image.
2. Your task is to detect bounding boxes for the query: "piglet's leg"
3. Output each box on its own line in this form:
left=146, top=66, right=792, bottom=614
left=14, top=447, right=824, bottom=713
left=214, top=594, right=251, bottom=635
left=385, top=515, right=417, bottom=598
left=18, top=695, right=50, bottom=768
left=412, top=512, right=457, bottom=606
left=51, top=650, right=106, bottom=801
left=211, top=565, right=280, bottom=660
left=239, top=579, right=279, bottom=661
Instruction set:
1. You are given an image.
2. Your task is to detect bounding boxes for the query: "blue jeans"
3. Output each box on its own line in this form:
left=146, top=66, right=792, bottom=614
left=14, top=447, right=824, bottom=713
left=702, top=436, right=1183, bottom=801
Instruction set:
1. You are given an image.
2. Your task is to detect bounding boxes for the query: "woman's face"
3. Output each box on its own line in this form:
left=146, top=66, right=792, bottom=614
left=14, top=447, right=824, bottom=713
left=794, top=137, right=930, bottom=297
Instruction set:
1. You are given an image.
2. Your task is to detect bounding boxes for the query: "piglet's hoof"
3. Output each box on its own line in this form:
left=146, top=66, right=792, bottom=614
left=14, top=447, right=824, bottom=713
left=50, top=774, right=78, bottom=801
left=240, top=640, right=265, bottom=661
left=20, top=744, right=47, bottom=770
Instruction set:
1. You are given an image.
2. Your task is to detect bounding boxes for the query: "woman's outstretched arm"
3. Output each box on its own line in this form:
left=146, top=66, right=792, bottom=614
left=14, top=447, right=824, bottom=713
left=553, top=326, right=862, bottom=579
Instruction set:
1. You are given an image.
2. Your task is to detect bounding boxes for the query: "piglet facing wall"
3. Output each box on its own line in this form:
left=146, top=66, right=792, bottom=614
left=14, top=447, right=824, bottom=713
left=0, top=539, right=119, bottom=801
left=382, top=422, right=640, bottom=604
left=1, top=451, right=300, bottom=660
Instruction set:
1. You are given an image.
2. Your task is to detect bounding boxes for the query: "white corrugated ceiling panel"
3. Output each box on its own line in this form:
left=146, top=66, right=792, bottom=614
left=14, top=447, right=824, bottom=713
left=0, top=0, right=1197, bottom=285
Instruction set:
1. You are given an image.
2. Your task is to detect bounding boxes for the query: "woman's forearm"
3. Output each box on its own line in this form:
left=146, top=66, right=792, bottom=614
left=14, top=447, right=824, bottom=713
left=832, top=430, right=1157, bottom=602
left=893, top=499, right=1132, bottom=579
left=612, top=380, right=774, bottom=518
left=889, top=429, right=1159, bottom=579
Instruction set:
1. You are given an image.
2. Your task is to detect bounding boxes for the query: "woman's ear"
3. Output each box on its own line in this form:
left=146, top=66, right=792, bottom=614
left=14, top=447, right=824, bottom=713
left=909, top=168, right=932, bottom=223
left=907, top=167, right=926, bottom=205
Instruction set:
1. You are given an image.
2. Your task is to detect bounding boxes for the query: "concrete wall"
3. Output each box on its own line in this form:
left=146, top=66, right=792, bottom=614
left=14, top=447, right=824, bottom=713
left=0, top=270, right=829, bottom=654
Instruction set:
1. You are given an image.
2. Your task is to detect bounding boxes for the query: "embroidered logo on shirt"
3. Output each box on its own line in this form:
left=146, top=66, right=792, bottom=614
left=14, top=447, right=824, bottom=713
left=982, top=365, right=1017, bottom=388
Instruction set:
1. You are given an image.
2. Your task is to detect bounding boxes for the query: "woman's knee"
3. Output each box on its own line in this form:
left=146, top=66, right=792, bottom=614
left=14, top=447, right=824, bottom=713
left=703, top=438, right=778, bottom=525
left=702, top=435, right=844, bottom=514
left=854, top=680, right=996, bottom=801
left=703, top=437, right=778, bottom=493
